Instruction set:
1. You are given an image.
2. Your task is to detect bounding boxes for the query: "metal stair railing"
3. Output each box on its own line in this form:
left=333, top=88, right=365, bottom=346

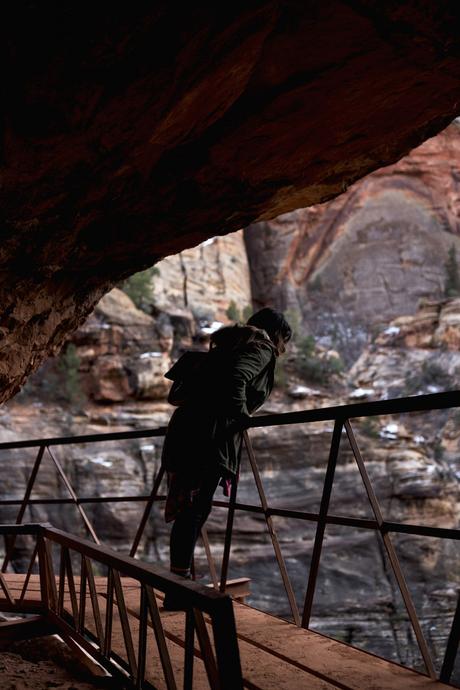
left=0, top=522, right=243, bottom=690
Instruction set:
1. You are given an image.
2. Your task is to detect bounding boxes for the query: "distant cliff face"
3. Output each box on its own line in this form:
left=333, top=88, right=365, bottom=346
left=152, top=230, right=251, bottom=322
left=245, top=123, right=460, bottom=362
left=10, top=231, right=251, bottom=407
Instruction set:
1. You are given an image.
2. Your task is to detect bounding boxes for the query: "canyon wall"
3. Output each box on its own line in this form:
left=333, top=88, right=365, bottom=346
left=245, top=122, right=460, bottom=363
left=151, top=232, right=251, bottom=323
left=0, top=125, right=459, bottom=676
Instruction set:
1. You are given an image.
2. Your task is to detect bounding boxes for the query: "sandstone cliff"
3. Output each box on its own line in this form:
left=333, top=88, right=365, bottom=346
left=1, top=125, right=459, bottom=677
left=152, top=231, right=251, bottom=323
left=245, top=123, right=460, bottom=363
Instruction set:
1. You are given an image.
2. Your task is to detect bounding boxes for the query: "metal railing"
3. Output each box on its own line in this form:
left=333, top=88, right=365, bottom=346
left=0, top=390, right=459, bottom=683
left=0, top=522, right=242, bottom=689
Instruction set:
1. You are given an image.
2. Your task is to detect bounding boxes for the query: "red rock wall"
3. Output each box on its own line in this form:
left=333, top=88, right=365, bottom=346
left=245, top=123, right=460, bottom=362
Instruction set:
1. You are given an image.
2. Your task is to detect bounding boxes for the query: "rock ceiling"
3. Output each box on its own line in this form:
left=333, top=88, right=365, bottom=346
left=2, top=2, right=460, bottom=402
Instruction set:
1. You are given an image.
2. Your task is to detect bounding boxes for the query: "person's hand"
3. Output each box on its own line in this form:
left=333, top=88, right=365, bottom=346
left=227, top=413, right=251, bottom=435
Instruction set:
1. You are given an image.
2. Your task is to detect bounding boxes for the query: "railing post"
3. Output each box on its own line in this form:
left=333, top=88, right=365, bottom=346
left=103, top=568, right=114, bottom=658
left=135, top=585, right=148, bottom=690
left=45, top=446, right=100, bottom=545
left=37, top=533, right=50, bottom=611
left=78, top=555, right=87, bottom=634
left=183, top=609, right=195, bottom=690
left=145, top=585, right=177, bottom=690
left=440, top=590, right=460, bottom=683
left=2, top=444, right=45, bottom=572
left=42, top=536, right=58, bottom=612
left=344, top=419, right=436, bottom=679
left=130, top=465, right=165, bottom=558
left=15, top=444, right=45, bottom=525
left=302, top=418, right=343, bottom=628
left=244, top=430, right=301, bottom=626
left=219, top=472, right=239, bottom=593
left=210, top=597, right=243, bottom=690
left=200, top=525, right=219, bottom=590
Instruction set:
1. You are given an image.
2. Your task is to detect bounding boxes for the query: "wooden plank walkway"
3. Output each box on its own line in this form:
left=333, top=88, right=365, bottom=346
left=0, top=574, right=454, bottom=690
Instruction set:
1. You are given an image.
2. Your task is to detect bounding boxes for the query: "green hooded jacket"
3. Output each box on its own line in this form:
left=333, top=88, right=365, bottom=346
left=161, top=325, right=276, bottom=477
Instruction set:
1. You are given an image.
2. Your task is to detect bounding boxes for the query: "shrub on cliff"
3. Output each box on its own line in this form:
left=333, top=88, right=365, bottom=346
left=122, top=266, right=160, bottom=311
left=297, top=335, right=344, bottom=385
left=404, top=359, right=451, bottom=395
left=16, top=342, right=85, bottom=408
left=226, top=300, right=253, bottom=323
left=57, top=343, right=85, bottom=407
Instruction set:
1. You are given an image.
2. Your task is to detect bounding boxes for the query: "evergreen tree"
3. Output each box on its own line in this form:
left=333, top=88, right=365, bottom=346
left=444, top=245, right=460, bottom=297
left=122, top=266, right=159, bottom=311
left=226, top=300, right=240, bottom=322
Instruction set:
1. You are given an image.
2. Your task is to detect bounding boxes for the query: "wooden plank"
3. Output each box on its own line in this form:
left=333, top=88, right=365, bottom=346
left=75, top=577, right=452, bottom=690
left=122, top=583, right=337, bottom=690
left=80, top=583, right=209, bottom=689
left=232, top=603, right=453, bottom=690
left=1, top=574, right=455, bottom=690
left=0, top=573, right=42, bottom=601
left=159, top=605, right=336, bottom=690
left=206, top=577, right=251, bottom=602
left=0, top=615, right=57, bottom=641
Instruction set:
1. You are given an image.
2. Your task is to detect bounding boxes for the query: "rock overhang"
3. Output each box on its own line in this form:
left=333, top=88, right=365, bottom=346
left=2, top=1, right=460, bottom=401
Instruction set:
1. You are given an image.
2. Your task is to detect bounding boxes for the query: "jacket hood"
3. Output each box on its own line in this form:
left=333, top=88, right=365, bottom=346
left=210, top=324, right=274, bottom=352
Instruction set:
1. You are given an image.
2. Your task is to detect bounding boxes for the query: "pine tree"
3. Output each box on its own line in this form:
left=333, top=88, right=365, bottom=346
left=226, top=300, right=240, bottom=322
left=444, top=245, right=460, bottom=297
left=122, top=266, right=159, bottom=311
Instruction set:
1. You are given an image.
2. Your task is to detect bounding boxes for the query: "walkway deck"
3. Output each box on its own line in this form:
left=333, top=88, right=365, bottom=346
left=0, top=574, right=453, bottom=690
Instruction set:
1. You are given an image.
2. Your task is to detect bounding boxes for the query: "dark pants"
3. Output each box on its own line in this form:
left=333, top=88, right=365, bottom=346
left=169, top=469, right=221, bottom=574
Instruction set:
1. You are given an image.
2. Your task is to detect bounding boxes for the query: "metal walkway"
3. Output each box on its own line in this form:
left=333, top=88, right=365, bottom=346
left=0, top=391, right=459, bottom=687
left=0, top=568, right=454, bottom=690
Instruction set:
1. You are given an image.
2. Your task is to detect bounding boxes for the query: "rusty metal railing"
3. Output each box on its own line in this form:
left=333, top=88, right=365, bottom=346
left=0, top=522, right=242, bottom=689
left=0, top=390, right=459, bottom=683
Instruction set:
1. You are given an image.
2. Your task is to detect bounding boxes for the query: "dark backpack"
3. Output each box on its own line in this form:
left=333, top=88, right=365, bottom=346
left=164, top=351, right=209, bottom=406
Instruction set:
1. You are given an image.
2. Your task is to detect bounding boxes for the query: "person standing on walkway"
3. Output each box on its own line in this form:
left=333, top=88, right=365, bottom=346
left=161, top=307, right=291, bottom=605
